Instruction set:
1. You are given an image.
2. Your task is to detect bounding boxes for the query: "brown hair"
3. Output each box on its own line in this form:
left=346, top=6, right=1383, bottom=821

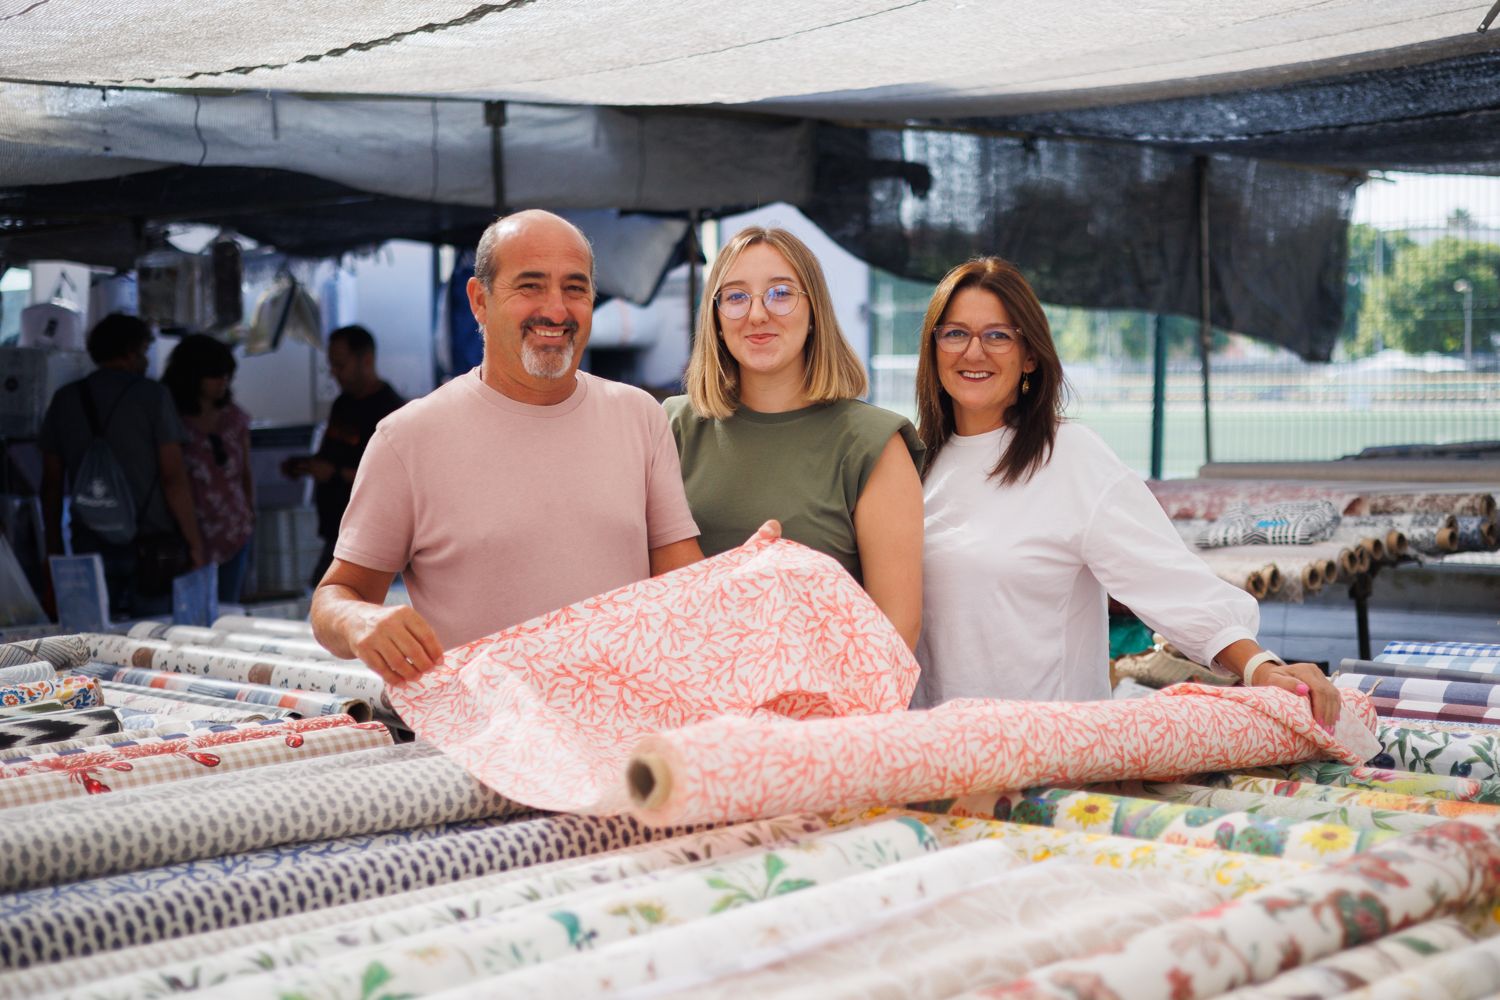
left=915, top=257, right=1066, bottom=484
left=684, top=226, right=867, bottom=419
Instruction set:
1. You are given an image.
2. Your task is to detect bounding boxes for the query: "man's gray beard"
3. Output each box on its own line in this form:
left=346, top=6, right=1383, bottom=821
left=521, top=339, right=575, bottom=379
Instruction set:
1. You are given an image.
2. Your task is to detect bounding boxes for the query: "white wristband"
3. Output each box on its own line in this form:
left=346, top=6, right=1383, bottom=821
left=1241, top=650, right=1284, bottom=687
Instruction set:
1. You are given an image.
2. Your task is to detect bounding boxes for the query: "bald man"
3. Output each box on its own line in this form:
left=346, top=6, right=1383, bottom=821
left=312, top=211, right=703, bottom=684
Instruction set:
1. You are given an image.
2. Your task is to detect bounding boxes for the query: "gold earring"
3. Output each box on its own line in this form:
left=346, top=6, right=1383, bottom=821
left=1021, top=374, right=1030, bottom=395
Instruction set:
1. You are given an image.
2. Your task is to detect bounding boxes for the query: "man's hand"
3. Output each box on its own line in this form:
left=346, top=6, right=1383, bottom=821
left=346, top=603, right=445, bottom=686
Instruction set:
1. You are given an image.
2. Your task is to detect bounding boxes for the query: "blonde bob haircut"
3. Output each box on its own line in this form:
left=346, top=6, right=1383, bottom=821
left=684, top=226, right=867, bottom=419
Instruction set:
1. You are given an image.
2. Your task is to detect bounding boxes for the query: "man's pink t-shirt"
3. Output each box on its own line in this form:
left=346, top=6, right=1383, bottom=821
left=335, top=369, right=699, bottom=650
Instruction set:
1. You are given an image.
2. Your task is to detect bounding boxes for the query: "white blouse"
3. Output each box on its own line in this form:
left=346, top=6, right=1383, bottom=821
left=913, top=422, right=1259, bottom=707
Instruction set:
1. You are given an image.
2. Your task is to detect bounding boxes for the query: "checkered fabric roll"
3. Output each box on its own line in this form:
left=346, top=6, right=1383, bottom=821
left=1382, top=641, right=1500, bottom=658
left=1196, top=501, right=1341, bottom=548
left=1375, top=654, right=1500, bottom=673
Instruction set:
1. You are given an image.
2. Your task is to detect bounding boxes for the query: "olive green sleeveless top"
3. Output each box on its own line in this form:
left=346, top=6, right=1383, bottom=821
left=665, top=396, right=922, bottom=583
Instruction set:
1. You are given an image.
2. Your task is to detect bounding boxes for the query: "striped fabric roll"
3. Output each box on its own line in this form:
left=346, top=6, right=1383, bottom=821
left=1369, top=697, right=1500, bottom=725
left=1375, top=653, right=1500, bottom=673
left=1337, top=673, right=1500, bottom=709
left=1340, top=658, right=1500, bottom=687
left=1383, top=641, right=1500, bottom=658
left=98, top=685, right=294, bottom=723
left=74, top=663, right=370, bottom=722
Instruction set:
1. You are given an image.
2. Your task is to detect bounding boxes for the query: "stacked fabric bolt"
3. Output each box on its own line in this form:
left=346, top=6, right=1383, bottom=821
left=1335, top=640, right=1500, bottom=729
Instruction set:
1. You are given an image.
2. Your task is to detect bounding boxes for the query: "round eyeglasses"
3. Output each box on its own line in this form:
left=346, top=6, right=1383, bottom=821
left=714, top=284, right=807, bottom=319
left=933, top=324, right=1021, bottom=354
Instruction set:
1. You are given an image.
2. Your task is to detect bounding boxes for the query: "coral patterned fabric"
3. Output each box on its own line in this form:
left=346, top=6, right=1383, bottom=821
left=389, top=524, right=919, bottom=814
left=629, top=685, right=1380, bottom=826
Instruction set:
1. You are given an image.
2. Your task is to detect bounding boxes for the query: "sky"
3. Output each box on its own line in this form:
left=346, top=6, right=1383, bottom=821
left=1355, top=172, right=1500, bottom=229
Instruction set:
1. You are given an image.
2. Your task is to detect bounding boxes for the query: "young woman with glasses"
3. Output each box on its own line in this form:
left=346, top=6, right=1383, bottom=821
left=912, top=256, right=1342, bottom=728
left=665, top=226, right=924, bottom=649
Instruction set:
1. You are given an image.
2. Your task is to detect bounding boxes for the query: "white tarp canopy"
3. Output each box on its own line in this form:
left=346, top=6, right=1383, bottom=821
left=0, top=0, right=1491, bottom=115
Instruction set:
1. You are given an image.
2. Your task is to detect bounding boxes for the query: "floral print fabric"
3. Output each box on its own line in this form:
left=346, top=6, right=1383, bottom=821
left=972, top=820, right=1500, bottom=999
left=1374, top=723, right=1500, bottom=780
left=912, top=787, right=1397, bottom=862
left=391, top=525, right=919, bottom=814
left=1241, top=761, right=1500, bottom=805
left=1085, top=780, right=1448, bottom=834
left=630, top=685, right=1380, bottom=826
left=1205, top=772, right=1500, bottom=822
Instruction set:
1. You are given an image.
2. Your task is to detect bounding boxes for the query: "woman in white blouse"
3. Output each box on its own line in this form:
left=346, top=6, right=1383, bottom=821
left=911, top=256, right=1341, bottom=729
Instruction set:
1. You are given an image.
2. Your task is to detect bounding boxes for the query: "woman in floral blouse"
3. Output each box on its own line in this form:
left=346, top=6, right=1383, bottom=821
left=162, top=334, right=255, bottom=602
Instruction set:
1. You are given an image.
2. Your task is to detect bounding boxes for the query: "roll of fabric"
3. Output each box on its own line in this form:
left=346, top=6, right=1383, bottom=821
left=0, top=662, right=51, bottom=686
left=74, top=662, right=370, bottom=722
left=1342, top=658, right=1500, bottom=687
left=0, top=717, right=389, bottom=810
left=1147, top=481, right=1363, bottom=522
left=0, top=708, right=123, bottom=750
left=1196, top=547, right=1324, bottom=598
left=1371, top=698, right=1500, bottom=726
left=638, top=856, right=1225, bottom=1000
left=1202, top=772, right=1500, bottom=823
left=1083, top=780, right=1445, bottom=834
left=26, top=815, right=828, bottom=996
left=392, top=525, right=919, bottom=816
left=913, top=787, right=1396, bottom=862
left=1214, top=917, right=1478, bottom=999
left=974, top=820, right=1500, bottom=1000
left=892, top=807, right=1312, bottom=893
left=96, top=682, right=290, bottom=722
left=1377, top=653, right=1500, bottom=673
left=1370, top=724, right=1500, bottom=781
left=128, top=621, right=349, bottom=662
left=1364, top=491, right=1496, bottom=519
left=1454, top=515, right=1499, bottom=552
left=1194, top=501, right=1341, bottom=548
left=201, top=818, right=946, bottom=1000
left=1235, top=761, right=1500, bottom=805
left=627, top=686, right=1380, bottom=828
left=0, top=674, right=100, bottom=712
left=0, top=742, right=520, bottom=893
left=1383, top=640, right=1500, bottom=659
left=1327, top=523, right=1401, bottom=563
left=211, top=614, right=314, bottom=638
left=0, top=718, right=290, bottom=765
left=1338, top=673, right=1500, bottom=710
left=0, top=809, right=716, bottom=969
left=1336, top=934, right=1500, bottom=1000
left=0, top=635, right=89, bottom=671
left=83, top=633, right=393, bottom=721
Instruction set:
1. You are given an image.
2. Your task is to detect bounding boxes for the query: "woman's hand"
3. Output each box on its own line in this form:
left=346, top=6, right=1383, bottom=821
left=1251, top=659, right=1342, bottom=732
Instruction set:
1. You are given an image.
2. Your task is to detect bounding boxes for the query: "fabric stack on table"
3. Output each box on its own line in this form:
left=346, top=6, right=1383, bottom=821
left=1150, top=480, right=1499, bottom=602
left=1337, top=640, right=1500, bottom=729
left=4, top=542, right=1500, bottom=997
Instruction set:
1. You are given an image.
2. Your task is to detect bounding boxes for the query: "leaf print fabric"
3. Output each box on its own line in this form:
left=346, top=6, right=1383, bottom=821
left=911, top=787, right=1397, bottom=862
left=629, top=685, right=1380, bottom=826
left=38, top=815, right=829, bottom=998
left=970, top=820, right=1500, bottom=999
left=1373, top=723, right=1500, bottom=781
left=1204, top=772, right=1500, bottom=822
left=424, top=840, right=1032, bottom=999
left=201, top=818, right=941, bottom=1000
left=1240, top=761, right=1500, bottom=805
left=391, top=525, right=920, bottom=814
left=1336, top=934, right=1500, bottom=999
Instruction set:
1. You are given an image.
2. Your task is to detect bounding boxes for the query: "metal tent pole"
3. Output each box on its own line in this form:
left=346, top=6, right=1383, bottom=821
left=1195, top=156, right=1214, bottom=468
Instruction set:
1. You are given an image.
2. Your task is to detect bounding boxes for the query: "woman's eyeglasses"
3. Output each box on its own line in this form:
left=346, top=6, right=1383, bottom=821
left=714, top=284, right=807, bottom=319
left=933, top=324, right=1022, bottom=355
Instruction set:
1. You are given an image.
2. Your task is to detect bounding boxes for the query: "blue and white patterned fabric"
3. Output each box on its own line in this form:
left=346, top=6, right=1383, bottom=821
left=1375, top=654, right=1500, bottom=673
left=1195, top=501, right=1341, bottom=549
left=1382, top=641, right=1500, bottom=658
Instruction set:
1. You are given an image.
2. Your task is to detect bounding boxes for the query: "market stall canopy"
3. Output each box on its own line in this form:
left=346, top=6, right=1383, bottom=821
left=1, top=1, right=1496, bottom=352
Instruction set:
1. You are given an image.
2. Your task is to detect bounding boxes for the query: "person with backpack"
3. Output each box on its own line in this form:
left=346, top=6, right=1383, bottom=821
left=40, top=314, right=205, bottom=618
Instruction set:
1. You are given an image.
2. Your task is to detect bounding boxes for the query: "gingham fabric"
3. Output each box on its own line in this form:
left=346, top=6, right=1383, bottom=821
left=1382, top=641, right=1500, bottom=658
left=1195, top=501, right=1341, bottom=549
left=1374, top=654, right=1500, bottom=673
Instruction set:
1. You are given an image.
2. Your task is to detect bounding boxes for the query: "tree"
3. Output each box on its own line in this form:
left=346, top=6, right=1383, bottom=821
left=1341, top=224, right=1412, bottom=353
left=1357, top=237, right=1500, bottom=355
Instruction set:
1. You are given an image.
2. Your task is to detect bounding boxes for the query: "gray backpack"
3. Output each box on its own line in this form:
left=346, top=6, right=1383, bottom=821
left=69, top=380, right=139, bottom=545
